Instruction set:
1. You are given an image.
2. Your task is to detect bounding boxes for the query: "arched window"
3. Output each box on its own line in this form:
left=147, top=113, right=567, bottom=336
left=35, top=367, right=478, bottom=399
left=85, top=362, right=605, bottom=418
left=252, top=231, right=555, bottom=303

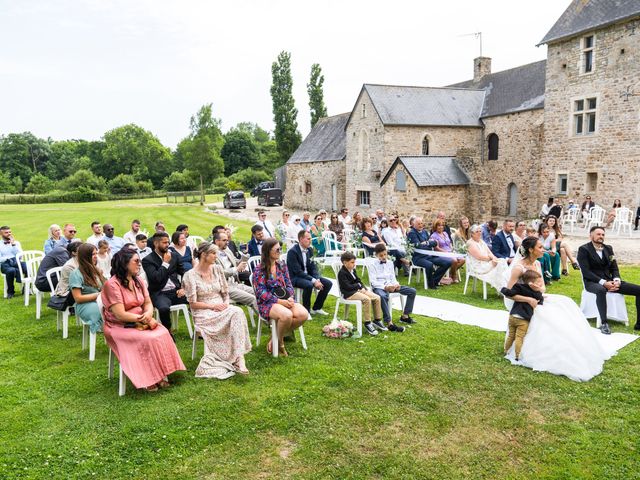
left=421, top=136, right=429, bottom=155
left=395, top=170, right=406, bottom=191
left=488, top=133, right=499, bottom=160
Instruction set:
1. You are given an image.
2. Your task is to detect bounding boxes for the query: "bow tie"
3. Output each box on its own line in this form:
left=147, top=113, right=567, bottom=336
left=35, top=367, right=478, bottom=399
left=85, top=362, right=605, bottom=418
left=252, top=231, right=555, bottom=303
left=3, top=241, right=11, bottom=245
left=379, top=261, right=387, bottom=264
left=257, top=241, right=263, bottom=245
left=301, top=249, right=308, bottom=254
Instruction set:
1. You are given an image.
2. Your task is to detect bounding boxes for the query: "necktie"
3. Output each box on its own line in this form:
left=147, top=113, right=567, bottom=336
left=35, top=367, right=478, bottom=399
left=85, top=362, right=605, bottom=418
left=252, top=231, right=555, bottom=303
left=263, top=222, right=272, bottom=237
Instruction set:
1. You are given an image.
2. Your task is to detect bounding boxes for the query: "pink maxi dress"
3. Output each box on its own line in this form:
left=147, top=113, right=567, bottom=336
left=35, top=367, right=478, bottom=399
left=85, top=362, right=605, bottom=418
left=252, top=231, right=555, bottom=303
left=101, top=276, right=186, bottom=389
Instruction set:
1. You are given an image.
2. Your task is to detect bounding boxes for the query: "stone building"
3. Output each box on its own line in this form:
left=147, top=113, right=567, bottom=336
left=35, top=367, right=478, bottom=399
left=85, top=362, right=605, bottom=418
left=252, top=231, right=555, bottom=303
left=285, top=0, right=640, bottom=222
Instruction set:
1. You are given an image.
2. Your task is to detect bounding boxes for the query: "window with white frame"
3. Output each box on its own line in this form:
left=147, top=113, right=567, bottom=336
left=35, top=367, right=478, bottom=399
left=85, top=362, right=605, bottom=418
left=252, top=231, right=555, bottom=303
left=557, top=174, right=568, bottom=195
left=581, top=35, right=595, bottom=74
left=357, top=190, right=370, bottom=207
left=573, top=97, right=597, bottom=135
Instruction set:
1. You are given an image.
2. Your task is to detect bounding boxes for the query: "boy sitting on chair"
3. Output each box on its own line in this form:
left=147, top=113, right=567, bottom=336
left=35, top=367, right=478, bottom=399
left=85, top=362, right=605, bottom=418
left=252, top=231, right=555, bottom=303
left=369, top=244, right=418, bottom=332
left=337, top=251, right=384, bottom=336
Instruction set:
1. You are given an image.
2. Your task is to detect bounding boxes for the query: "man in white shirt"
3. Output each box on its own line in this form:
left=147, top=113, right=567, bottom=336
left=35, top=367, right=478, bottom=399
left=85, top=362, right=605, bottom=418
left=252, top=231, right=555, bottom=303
left=123, top=219, right=143, bottom=245
left=85, top=221, right=105, bottom=246
left=380, top=215, right=411, bottom=276
left=0, top=225, right=25, bottom=298
left=339, top=208, right=351, bottom=227
left=368, top=244, right=417, bottom=331
left=255, top=211, right=275, bottom=238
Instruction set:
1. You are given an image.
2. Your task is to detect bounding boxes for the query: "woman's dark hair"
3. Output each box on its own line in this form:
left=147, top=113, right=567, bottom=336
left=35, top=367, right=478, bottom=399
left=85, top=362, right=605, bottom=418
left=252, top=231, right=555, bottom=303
left=171, top=231, right=184, bottom=246
left=613, top=199, right=621, bottom=208
left=66, top=241, right=82, bottom=255
left=176, top=224, right=188, bottom=232
left=545, top=214, right=562, bottom=237
left=361, top=218, right=373, bottom=231
left=537, top=222, right=549, bottom=235
left=260, top=237, right=282, bottom=275
left=77, top=243, right=105, bottom=290
left=520, top=236, right=540, bottom=259
left=380, top=219, right=389, bottom=229
left=547, top=197, right=554, bottom=206
left=110, top=246, right=142, bottom=289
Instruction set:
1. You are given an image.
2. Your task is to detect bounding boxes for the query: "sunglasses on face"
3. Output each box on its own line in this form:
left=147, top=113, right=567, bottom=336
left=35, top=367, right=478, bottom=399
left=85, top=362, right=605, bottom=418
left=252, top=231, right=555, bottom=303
left=273, top=248, right=281, bottom=253
left=69, top=230, right=77, bottom=234
left=285, top=214, right=290, bottom=217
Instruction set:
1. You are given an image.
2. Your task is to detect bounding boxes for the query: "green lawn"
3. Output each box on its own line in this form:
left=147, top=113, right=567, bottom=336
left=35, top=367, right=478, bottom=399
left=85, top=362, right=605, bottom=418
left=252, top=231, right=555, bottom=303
left=1, top=201, right=639, bottom=479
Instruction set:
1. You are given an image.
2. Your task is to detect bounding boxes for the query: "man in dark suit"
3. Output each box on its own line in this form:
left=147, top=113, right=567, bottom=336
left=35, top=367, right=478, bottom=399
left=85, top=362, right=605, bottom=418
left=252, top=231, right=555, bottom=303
left=491, top=219, right=518, bottom=264
left=142, top=232, right=187, bottom=331
left=247, top=224, right=265, bottom=257
left=580, top=195, right=596, bottom=223
left=577, top=226, right=640, bottom=334
left=287, top=230, right=332, bottom=315
left=635, top=206, right=640, bottom=230
left=34, top=244, right=71, bottom=292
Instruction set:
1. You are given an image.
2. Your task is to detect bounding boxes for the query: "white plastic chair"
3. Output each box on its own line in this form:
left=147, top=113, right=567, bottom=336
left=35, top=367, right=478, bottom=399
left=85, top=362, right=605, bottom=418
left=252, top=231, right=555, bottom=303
left=330, top=263, right=363, bottom=338
left=613, top=207, right=633, bottom=237
left=189, top=235, right=205, bottom=246
left=584, top=206, right=605, bottom=231
left=46, top=267, right=74, bottom=339
left=577, top=266, right=628, bottom=328
left=563, top=208, right=579, bottom=233
left=407, top=260, right=428, bottom=290
left=463, top=255, right=488, bottom=300
left=154, top=304, right=193, bottom=339
left=16, top=250, right=45, bottom=306
left=27, top=257, right=46, bottom=319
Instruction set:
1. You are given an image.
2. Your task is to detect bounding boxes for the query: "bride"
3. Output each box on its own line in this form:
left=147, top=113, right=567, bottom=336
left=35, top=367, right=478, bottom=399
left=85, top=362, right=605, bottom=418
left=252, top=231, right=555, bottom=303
left=503, top=236, right=613, bottom=381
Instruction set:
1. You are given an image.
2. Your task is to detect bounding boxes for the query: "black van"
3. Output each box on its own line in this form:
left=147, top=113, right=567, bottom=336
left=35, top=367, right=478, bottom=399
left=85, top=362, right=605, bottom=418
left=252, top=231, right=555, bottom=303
left=257, top=188, right=283, bottom=207
left=251, top=181, right=275, bottom=197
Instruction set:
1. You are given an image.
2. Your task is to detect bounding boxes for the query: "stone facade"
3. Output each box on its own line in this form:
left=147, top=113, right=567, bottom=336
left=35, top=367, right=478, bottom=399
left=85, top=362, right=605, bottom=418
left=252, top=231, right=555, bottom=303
left=284, top=161, right=345, bottom=212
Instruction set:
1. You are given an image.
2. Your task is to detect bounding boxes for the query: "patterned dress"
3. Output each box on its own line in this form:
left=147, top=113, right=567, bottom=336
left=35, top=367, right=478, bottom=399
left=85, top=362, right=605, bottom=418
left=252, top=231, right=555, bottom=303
left=252, top=261, right=295, bottom=319
left=183, top=265, right=251, bottom=378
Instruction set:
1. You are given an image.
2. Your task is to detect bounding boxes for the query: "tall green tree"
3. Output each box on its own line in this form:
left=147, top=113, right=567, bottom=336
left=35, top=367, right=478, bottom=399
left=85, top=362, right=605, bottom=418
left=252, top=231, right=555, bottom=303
left=307, top=63, right=327, bottom=128
left=221, top=129, right=261, bottom=175
left=270, top=51, right=302, bottom=163
left=0, top=132, right=52, bottom=189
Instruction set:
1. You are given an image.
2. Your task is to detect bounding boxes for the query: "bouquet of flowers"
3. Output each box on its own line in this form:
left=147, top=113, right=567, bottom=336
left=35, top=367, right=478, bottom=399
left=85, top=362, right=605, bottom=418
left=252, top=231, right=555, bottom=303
left=322, top=319, right=355, bottom=339
left=401, top=237, right=415, bottom=261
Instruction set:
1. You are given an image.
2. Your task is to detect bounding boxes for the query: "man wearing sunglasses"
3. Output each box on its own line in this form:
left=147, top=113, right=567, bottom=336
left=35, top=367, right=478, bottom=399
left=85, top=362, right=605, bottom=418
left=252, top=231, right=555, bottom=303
left=103, top=224, right=125, bottom=255
left=56, top=223, right=78, bottom=248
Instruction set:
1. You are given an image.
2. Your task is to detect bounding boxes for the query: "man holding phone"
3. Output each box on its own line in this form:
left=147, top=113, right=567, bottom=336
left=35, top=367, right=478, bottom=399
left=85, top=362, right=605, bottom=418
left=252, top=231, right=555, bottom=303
left=0, top=226, right=26, bottom=299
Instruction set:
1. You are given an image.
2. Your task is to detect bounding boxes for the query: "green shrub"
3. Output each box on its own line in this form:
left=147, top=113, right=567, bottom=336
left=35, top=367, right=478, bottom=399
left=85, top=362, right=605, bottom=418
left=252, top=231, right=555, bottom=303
left=60, top=169, right=107, bottom=192
left=25, top=173, right=56, bottom=194
left=163, top=170, right=198, bottom=191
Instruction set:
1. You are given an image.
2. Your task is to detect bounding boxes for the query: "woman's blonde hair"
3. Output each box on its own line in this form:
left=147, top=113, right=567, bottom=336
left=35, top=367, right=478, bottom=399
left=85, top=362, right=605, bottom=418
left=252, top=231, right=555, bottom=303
left=48, top=224, right=61, bottom=238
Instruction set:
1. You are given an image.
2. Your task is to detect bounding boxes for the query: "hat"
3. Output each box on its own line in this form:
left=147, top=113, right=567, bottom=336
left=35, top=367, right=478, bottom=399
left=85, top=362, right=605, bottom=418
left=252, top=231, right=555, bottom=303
left=568, top=199, right=574, bottom=203
left=291, top=215, right=300, bottom=221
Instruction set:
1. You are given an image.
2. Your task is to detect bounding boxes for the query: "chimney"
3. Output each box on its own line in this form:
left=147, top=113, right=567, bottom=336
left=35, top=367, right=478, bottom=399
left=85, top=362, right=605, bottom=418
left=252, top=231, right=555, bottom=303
left=473, top=56, right=491, bottom=82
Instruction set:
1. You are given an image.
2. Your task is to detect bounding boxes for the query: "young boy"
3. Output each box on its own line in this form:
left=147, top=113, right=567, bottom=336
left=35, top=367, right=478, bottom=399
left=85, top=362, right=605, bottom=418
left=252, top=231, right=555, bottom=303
left=368, top=244, right=419, bottom=332
left=135, top=234, right=152, bottom=259
left=337, top=251, right=383, bottom=336
left=500, top=269, right=545, bottom=361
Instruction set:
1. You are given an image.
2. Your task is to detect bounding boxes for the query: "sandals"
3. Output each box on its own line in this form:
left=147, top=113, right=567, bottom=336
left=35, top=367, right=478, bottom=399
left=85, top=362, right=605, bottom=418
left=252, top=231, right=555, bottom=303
left=278, top=346, right=289, bottom=357
left=157, top=380, right=171, bottom=389
left=267, top=340, right=273, bottom=354
left=145, top=385, right=159, bottom=392
left=572, top=262, right=580, bottom=270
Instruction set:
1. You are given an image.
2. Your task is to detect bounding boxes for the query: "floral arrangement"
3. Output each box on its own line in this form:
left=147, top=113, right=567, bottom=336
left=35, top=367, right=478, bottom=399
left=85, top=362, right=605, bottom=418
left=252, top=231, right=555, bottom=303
left=401, top=237, right=415, bottom=261
left=322, top=320, right=355, bottom=339
left=224, top=223, right=236, bottom=234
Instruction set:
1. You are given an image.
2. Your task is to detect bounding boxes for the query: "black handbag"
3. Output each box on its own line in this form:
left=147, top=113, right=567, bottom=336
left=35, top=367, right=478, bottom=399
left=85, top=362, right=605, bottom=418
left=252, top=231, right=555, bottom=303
left=47, top=294, right=69, bottom=311
left=273, top=285, right=288, bottom=299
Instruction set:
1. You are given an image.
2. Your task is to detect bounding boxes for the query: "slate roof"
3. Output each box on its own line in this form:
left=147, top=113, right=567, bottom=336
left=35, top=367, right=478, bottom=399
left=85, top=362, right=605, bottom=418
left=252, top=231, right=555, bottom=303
left=539, top=0, right=640, bottom=45
left=287, top=113, right=349, bottom=164
left=362, top=84, right=485, bottom=127
left=449, top=60, right=546, bottom=117
left=380, top=156, right=470, bottom=188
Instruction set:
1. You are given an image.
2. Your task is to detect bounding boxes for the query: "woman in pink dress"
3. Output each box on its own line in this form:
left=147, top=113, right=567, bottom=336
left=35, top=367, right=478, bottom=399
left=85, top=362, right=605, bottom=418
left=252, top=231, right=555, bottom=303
left=101, top=246, right=185, bottom=392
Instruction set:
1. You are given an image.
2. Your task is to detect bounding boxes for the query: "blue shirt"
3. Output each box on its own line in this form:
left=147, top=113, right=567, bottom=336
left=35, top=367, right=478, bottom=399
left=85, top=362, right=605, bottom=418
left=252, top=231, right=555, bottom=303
left=481, top=224, right=495, bottom=248
left=55, top=237, right=72, bottom=249
left=0, top=241, right=21, bottom=263
left=43, top=238, right=58, bottom=255
left=105, top=236, right=125, bottom=254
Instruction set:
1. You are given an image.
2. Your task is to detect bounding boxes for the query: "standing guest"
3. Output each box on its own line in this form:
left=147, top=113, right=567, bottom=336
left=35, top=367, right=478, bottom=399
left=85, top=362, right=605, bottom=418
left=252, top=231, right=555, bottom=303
left=407, top=217, right=453, bottom=289
left=491, top=219, right=518, bottom=264
left=85, top=221, right=104, bottom=246
left=381, top=215, right=411, bottom=276
left=310, top=213, right=327, bottom=257
left=56, top=223, right=78, bottom=248
left=253, top=238, right=309, bottom=356
left=481, top=220, right=498, bottom=248
left=123, top=219, right=143, bottom=245
left=512, top=220, right=527, bottom=244
left=170, top=231, right=194, bottom=272
left=430, top=219, right=465, bottom=283
left=142, top=232, right=187, bottom=331
left=135, top=234, right=152, bottom=259
left=287, top=230, right=332, bottom=316
left=339, top=208, right=351, bottom=227
left=604, top=199, right=622, bottom=228
left=225, top=227, right=241, bottom=259
left=538, top=223, right=560, bottom=282
left=103, top=224, right=124, bottom=255
left=35, top=244, right=70, bottom=292
left=299, top=212, right=312, bottom=231
left=435, top=211, right=452, bottom=238
left=369, top=244, right=417, bottom=331
left=327, top=213, right=345, bottom=242
left=0, top=226, right=26, bottom=299
left=545, top=215, right=579, bottom=275
left=69, top=243, right=106, bottom=334
left=581, top=195, right=596, bottom=222
left=183, top=242, right=252, bottom=378
left=361, top=218, right=386, bottom=257
left=54, top=241, right=82, bottom=308
left=578, top=226, right=640, bottom=334
left=247, top=225, right=265, bottom=257
left=43, top=224, right=62, bottom=254
left=96, top=240, right=112, bottom=279
left=540, top=197, right=555, bottom=219
left=102, top=247, right=185, bottom=392
left=452, top=216, right=470, bottom=253
left=337, top=251, right=383, bottom=336
left=255, top=211, right=275, bottom=238
left=214, top=231, right=255, bottom=294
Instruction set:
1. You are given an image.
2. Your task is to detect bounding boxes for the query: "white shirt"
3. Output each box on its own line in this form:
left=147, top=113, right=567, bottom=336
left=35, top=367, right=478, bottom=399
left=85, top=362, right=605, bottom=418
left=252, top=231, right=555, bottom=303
left=157, top=252, right=176, bottom=291
left=85, top=234, right=105, bottom=246
left=255, top=220, right=275, bottom=238
left=339, top=214, right=351, bottom=226
left=137, top=247, right=151, bottom=259
left=368, top=258, right=398, bottom=290
left=123, top=230, right=141, bottom=245
left=505, top=233, right=515, bottom=257
left=381, top=226, right=405, bottom=252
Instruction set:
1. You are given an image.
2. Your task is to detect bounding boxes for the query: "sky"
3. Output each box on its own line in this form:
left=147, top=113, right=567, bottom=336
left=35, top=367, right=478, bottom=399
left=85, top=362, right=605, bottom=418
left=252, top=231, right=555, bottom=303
left=0, top=0, right=570, bottom=148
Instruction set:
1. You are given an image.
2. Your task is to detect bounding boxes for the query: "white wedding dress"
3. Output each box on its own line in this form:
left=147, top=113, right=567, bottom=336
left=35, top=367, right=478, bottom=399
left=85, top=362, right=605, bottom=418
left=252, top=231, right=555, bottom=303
left=503, top=256, right=613, bottom=381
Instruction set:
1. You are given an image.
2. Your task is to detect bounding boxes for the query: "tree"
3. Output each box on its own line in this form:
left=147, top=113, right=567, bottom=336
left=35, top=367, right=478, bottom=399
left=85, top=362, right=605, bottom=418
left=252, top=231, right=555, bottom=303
left=107, top=174, right=140, bottom=195
left=25, top=173, right=55, bottom=194
left=221, top=129, right=260, bottom=175
left=0, top=132, right=52, bottom=188
left=59, top=169, right=107, bottom=192
left=0, top=171, right=17, bottom=193
left=228, top=168, right=271, bottom=190
left=271, top=51, right=302, bottom=163
left=162, top=170, right=198, bottom=191
left=307, top=63, right=327, bottom=128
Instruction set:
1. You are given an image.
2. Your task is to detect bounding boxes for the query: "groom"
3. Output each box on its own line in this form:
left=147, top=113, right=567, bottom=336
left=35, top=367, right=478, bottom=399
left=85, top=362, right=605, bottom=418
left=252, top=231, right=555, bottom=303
left=577, top=226, right=640, bottom=334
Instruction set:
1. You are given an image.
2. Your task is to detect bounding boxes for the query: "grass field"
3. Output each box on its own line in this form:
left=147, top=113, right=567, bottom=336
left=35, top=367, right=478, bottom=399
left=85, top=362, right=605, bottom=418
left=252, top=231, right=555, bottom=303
left=1, top=200, right=639, bottom=480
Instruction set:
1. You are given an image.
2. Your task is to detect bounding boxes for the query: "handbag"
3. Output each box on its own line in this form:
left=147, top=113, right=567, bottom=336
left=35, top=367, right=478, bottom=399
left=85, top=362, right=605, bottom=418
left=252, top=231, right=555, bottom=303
left=47, top=294, right=69, bottom=311
left=273, top=285, right=288, bottom=299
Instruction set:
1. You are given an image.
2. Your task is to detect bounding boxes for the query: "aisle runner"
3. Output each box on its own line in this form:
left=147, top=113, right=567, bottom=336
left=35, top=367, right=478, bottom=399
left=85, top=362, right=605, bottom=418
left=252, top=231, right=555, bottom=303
left=327, top=279, right=638, bottom=353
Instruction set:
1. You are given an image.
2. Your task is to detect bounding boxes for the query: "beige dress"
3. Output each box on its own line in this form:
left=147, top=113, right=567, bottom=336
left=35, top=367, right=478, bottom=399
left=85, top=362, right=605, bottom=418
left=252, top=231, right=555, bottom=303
left=183, top=265, right=251, bottom=379
left=466, top=239, right=510, bottom=291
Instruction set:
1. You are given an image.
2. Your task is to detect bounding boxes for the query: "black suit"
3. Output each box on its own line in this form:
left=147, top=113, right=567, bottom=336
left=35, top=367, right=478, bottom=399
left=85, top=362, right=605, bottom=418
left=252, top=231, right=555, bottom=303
left=337, top=265, right=366, bottom=299
left=142, top=250, right=187, bottom=330
left=286, top=244, right=331, bottom=311
left=635, top=207, right=640, bottom=229
left=577, top=242, right=640, bottom=325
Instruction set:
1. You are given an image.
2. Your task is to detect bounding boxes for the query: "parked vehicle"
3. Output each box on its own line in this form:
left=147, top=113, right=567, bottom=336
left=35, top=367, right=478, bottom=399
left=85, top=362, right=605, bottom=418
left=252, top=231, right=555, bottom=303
left=251, top=181, right=275, bottom=197
left=257, top=188, right=283, bottom=207
left=223, top=190, right=247, bottom=209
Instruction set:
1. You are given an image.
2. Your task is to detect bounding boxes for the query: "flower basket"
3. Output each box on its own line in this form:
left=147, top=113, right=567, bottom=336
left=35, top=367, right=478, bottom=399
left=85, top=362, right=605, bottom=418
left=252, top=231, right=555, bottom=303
left=321, top=319, right=355, bottom=339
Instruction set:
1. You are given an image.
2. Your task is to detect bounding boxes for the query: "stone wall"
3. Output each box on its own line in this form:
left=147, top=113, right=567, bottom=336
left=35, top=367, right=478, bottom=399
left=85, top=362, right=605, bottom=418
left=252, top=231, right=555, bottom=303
left=284, top=160, right=346, bottom=212
left=542, top=18, right=640, bottom=209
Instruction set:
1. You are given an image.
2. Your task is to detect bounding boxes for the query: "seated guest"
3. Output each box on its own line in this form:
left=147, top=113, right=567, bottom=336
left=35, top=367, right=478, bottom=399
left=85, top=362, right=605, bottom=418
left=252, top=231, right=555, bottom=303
left=350, top=212, right=363, bottom=231
left=247, top=224, right=265, bottom=257
left=466, top=224, right=510, bottom=291
left=338, top=208, right=351, bottom=227
left=635, top=205, right=640, bottom=231
left=214, top=231, right=256, bottom=304
left=319, top=209, right=329, bottom=227
left=491, top=219, right=518, bottom=264
left=407, top=217, right=453, bottom=289
left=288, top=215, right=303, bottom=244
left=430, top=219, right=465, bottom=283
left=327, top=213, right=344, bottom=242
left=207, top=225, right=226, bottom=242
left=56, top=223, right=78, bottom=248
left=224, top=227, right=242, bottom=259
left=147, top=221, right=166, bottom=249
left=381, top=214, right=411, bottom=275
left=337, top=251, right=383, bottom=336
left=310, top=213, right=326, bottom=257
left=287, top=230, right=332, bottom=316
left=135, top=234, right=152, bottom=259
left=435, top=211, right=452, bottom=238
left=369, top=244, right=417, bottom=331
left=452, top=216, right=470, bottom=253
left=85, top=221, right=104, bottom=246
left=255, top=211, right=275, bottom=238
left=253, top=238, right=308, bottom=356
left=0, top=225, right=26, bottom=299
left=43, top=224, right=62, bottom=254
left=170, top=231, right=194, bottom=272
left=299, top=212, right=312, bottom=231
left=142, top=232, right=187, bottom=331
left=103, top=224, right=124, bottom=254
left=277, top=211, right=292, bottom=245
left=123, top=219, right=143, bottom=244
left=54, top=241, right=82, bottom=308
left=581, top=195, right=596, bottom=222
left=540, top=197, right=555, bottom=219
left=176, top=224, right=197, bottom=251
left=361, top=218, right=385, bottom=256
left=481, top=220, right=497, bottom=248
left=70, top=243, right=106, bottom=334
left=604, top=199, right=622, bottom=228
left=35, top=243, right=71, bottom=292
left=102, top=247, right=185, bottom=392
left=96, top=240, right=112, bottom=279
left=512, top=220, right=527, bottom=244
left=538, top=223, right=560, bottom=282
left=545, top=215, right=579, bottom=275
left=183, top=242, right=251, bottom=377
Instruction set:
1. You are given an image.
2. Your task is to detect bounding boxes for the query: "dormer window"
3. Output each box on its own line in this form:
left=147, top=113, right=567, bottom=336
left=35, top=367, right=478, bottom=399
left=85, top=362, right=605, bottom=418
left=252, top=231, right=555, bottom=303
left=581, top=35, right=595, bottom=74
